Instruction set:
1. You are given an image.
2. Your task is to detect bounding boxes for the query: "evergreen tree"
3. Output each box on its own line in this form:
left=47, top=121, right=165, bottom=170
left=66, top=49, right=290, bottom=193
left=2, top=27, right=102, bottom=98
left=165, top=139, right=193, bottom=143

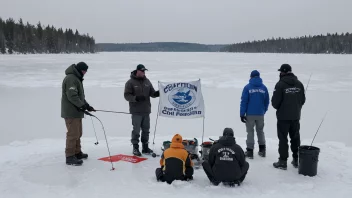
left=25, top=22, right=35, bottom=54
left=36, top=22, right=44, bottom=53
left=16, top=18, right=27, bottom=53
left=4, top=18, right=15, bottom=54
left=0, top=17, right=6, bottom=54
left=44, top=25, right=55, bottom=53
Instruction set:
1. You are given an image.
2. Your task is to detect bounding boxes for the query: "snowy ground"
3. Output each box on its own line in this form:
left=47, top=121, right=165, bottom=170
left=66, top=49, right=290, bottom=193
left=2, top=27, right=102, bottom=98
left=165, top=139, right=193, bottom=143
left=0, top=52, right=352, bottom=197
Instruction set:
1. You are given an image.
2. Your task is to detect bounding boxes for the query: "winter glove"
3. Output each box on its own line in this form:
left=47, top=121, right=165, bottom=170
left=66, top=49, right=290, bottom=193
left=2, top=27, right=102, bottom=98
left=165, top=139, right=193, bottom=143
left=84, top=111, right=93, bottom=116
left=87, top=105, right=95, bottom=112
left=154, top=90, right=160, bottom=97
left=135, top=95, right=146, bottom=102
left=240, top=116, right=247, bottom=123
left=79, top=103, right=89, bottom=112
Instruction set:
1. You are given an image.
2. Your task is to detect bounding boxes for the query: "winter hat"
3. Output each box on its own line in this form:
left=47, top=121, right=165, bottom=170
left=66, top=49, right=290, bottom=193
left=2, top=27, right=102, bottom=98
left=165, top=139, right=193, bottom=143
left=136, top=64, right=148, bottom=71
left=76, top=62, right=89, bottom=71
left=250, top=70, right=260, bottom=78
left=278, top=64, right=292, bottom=73
left=223, top=128, right=234, bottom=137
left=172, top=134, right=183, bottom=143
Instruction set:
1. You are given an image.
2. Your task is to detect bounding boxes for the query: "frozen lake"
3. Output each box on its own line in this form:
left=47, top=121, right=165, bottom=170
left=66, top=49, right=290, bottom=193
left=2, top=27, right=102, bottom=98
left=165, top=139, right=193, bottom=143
left=0, top=52, right=351, bottom=198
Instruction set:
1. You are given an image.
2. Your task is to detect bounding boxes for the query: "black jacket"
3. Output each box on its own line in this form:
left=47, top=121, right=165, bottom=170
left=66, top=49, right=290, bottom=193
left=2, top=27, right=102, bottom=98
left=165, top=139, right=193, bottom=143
left=124, top=71, right=158, bottom=115
left=208, top=137, right=247, bottom=182
left=271, top=73, right=306, bottom=120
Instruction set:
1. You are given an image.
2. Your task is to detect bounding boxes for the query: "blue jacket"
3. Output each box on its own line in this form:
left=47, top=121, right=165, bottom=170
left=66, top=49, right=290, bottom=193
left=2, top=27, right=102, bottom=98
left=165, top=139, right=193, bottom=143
left=240, top=77, right=269, bottom=116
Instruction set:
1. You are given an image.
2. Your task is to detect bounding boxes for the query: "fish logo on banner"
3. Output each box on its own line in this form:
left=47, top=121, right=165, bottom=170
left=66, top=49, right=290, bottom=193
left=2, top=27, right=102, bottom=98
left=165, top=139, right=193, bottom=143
left=158, top=80, right=204, bottom=119
left=169, top=88, right=196, bottom=109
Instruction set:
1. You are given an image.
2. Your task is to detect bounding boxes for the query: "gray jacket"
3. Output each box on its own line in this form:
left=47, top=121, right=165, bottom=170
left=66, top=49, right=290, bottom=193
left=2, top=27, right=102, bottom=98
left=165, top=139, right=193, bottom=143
left=124, top=70, right=158, bottom=114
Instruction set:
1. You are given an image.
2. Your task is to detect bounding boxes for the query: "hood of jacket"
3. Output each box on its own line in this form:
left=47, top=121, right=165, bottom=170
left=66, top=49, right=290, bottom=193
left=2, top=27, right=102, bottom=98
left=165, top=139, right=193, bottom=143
left=170, top=134, right=185, bottom=149
left=218, top=136, right=236, bottom=146
left=65, top=64, right=83, bottom=80
left=249, top=76, right=263, bottom=87
left=280, top=73, right=298, bottom=86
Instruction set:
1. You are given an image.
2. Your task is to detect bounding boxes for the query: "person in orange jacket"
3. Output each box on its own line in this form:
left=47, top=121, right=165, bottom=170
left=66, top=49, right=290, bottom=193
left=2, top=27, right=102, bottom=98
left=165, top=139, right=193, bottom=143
left=155, top=134, right=194, bottom=184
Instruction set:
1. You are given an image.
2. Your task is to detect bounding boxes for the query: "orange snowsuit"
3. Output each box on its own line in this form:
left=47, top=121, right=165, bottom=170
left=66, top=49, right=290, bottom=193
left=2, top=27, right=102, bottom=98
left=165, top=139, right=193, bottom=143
left=157, top=134, right=194, bottom=183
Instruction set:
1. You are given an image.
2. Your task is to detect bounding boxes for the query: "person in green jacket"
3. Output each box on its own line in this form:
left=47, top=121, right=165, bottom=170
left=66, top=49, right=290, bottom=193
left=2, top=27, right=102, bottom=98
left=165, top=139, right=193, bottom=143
left=61, top=62, right=95, bottom=166
left=124, top=64, right=160, bottom=156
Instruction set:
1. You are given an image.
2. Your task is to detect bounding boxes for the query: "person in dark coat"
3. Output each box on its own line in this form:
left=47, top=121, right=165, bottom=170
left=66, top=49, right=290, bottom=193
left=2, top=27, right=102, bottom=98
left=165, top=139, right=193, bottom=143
left=272, top=64, right=306, bottom=170
left=61, top=62, right=95, bottom=166
left=124, top=64, right=160, bottom=156
left=202, top=128, right=249, bottom=186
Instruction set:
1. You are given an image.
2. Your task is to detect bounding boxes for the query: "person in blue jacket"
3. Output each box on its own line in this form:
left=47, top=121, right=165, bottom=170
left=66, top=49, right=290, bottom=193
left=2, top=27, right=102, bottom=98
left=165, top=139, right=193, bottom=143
left=240, top=70, right=269, bottom=159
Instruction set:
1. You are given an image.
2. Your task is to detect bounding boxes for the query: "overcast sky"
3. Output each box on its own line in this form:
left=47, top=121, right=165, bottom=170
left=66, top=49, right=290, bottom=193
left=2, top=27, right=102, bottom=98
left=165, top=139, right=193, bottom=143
left=0, top=0, right=351, bottom=44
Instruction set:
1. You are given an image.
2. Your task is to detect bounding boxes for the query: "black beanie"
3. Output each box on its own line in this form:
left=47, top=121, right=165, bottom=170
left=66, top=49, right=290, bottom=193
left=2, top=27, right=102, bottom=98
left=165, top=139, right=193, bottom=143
left=76, top=62, right=88, bottom=71
left=223, top=128, right=234, bottom=137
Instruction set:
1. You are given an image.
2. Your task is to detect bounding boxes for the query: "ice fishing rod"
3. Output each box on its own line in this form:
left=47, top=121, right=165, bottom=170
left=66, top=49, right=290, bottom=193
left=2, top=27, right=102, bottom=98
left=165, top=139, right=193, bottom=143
left=95, top=110, right=130, bottom=115
left=96, top=109, right=159, bottom=158
left=89, top=116, right=99, bottom=145
left=84, top=111, right=115, bottom=171
left=150, top=99, right=161, bottom=158
left=305, top=73, right=313, bottom=92
left=310, top=111, right=329, bottom=148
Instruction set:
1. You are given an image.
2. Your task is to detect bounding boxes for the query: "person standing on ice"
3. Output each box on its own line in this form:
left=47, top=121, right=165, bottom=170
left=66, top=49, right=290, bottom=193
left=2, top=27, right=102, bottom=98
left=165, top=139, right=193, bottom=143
left=240, top=70, right=269, bottom=159
left=61, top=62, right=95, bottom=166
left=272, top=64, right=305, bottom=170
left=156, top=134, right=194, bottom=184
left=202, top=128, right=249, bottom=186
left=124, top=64, right=160, bottom=156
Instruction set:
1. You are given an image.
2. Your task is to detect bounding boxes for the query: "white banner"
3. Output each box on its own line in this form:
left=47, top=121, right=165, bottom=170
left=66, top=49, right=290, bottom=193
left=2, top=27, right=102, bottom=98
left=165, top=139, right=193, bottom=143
left=158, top=80, right=205, bottom=119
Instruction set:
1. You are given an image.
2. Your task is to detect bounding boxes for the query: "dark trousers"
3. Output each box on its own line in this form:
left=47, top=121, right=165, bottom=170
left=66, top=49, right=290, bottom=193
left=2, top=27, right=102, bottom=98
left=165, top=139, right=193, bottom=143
left=155, top=167, right=193, bottom=184
left=277, top=120, right=301, bottom=160
left=202, top=161, right=249, bottom=186
left=131, top=114, right=150, bottom=147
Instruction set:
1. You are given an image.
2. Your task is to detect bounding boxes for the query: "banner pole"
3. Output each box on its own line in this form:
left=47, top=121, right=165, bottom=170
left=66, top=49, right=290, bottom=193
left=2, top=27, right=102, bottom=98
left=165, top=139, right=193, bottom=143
left=152, top=102, right=160, bottom=145
left=201, top=116, right=205, bottom=145
left=152, top=81, right=161, bottom=147
left=199, top=78, right=205, bottom=145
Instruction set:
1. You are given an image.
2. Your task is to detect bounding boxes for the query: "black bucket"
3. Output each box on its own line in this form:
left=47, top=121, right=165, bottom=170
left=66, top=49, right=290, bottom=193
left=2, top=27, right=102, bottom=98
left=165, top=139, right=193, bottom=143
left=298, top=145, right=320, bottom=177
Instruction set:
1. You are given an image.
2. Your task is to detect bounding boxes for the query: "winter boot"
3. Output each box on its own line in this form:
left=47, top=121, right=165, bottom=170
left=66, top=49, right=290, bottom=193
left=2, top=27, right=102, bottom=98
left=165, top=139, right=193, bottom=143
left=75, top=152, right=88, bottom=160
left=142, top=143, right=153, bottom=154
left=210, top=179, right=220, bottom=186
left=133, top=145, right=141, bottom=156
left=245, top=148, right=254, bottom=159
left=66, top=156, right=83, bottom=166
left=291, top=158, right=298, bottom=168
left=184, top=175, right=193, bottom=181
left=258, top=145, right=266, bottom=157
left=273, top=159, right=287, bottom=170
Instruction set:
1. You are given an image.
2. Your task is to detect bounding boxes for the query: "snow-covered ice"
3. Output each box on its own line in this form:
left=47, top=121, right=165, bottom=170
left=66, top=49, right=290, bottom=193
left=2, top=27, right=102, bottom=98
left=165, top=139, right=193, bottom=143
left=0, top=52, right=352, bottom=198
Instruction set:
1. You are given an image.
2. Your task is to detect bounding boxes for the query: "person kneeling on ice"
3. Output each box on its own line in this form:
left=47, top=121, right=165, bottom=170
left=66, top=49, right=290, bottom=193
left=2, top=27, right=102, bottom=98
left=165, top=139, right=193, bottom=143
left=156, top=134, right=194, bottom=184
left=202, top=128, right=249, bottom=186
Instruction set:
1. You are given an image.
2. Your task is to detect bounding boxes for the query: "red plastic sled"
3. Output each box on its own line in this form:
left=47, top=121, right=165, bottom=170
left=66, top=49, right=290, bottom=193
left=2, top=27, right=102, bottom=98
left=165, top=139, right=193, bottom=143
left=98, top=154, right=147, bottom=164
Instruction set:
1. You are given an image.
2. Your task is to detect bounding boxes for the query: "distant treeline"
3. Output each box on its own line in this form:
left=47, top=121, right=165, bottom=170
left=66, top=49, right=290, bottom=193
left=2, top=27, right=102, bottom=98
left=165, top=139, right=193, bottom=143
left=0, top=17, right=95, bottom=54
left=96, top=42, right=226, bottom=52
left=222, top=33, right=352, bottom=54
